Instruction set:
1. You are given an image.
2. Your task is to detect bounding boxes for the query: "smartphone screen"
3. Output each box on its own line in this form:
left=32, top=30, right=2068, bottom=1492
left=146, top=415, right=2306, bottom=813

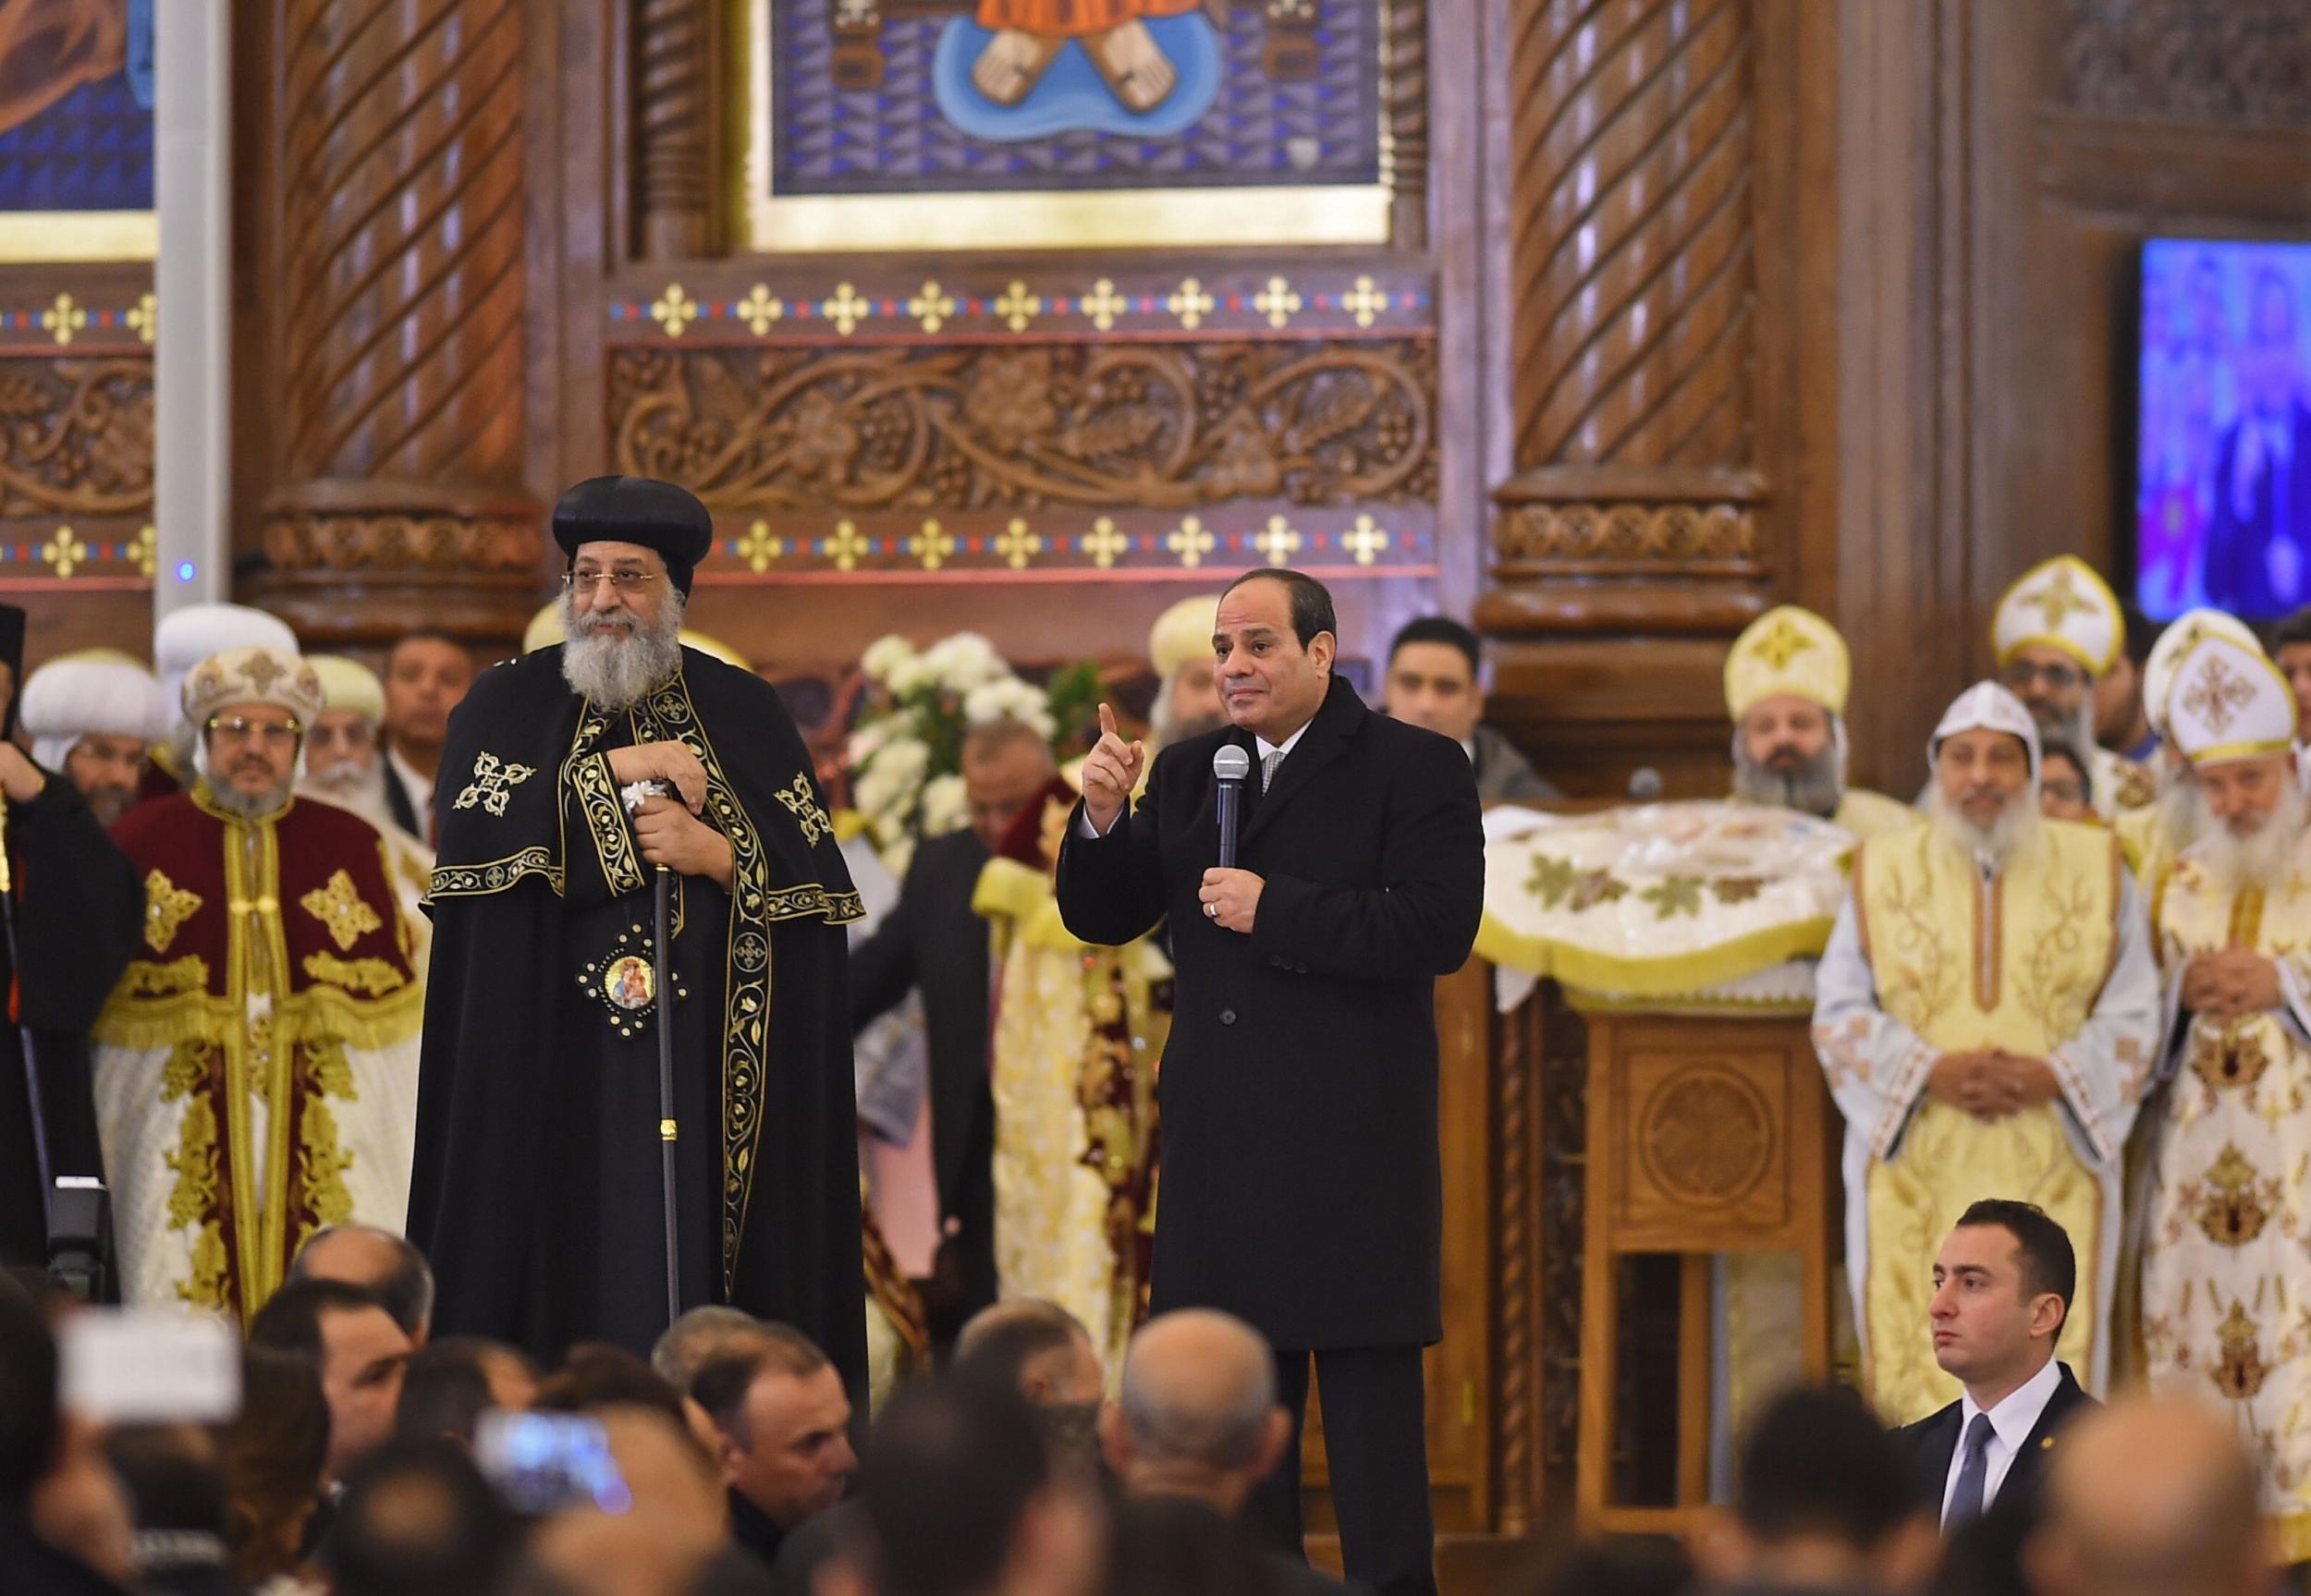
left=472, top=1409, right=633, bottom=1516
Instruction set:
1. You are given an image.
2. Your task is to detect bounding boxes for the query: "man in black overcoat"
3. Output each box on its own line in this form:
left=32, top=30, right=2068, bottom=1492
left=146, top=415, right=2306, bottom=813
left=1056, top=567, right=1484, bottom=1596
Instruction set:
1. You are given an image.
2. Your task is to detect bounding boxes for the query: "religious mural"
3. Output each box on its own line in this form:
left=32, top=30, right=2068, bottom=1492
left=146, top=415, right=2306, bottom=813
left=746, top=0, right=1391, bottom=249
left=0, top=0, right=150, bottom=198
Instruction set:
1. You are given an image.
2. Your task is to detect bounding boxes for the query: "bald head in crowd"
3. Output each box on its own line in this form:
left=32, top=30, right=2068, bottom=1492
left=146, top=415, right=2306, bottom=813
left=287, top=1226, right=434, bottom=1345
left=2029, top=1395, right=2268, bottom=1596
left=953, top=1299, right=1103, bottom=1409
left=1098, top=1310, right=1290, bottom=1516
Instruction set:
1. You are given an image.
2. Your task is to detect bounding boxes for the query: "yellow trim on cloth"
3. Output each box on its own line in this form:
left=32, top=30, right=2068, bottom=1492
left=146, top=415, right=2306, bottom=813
left=1473, top=911, right=1835, bottom=997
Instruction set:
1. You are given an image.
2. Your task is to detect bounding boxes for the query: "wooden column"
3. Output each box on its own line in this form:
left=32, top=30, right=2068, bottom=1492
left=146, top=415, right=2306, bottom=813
left=634, top=0, right=718, bottom=261
left=1476, top=0, right=1833, bottom=798
left=238, top=0, right=543, bottom=647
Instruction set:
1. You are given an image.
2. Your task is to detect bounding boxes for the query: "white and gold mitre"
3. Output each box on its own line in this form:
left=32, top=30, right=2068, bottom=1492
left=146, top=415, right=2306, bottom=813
left=1724, top=605, right=1850, bottom=721
left=1931, top=680, right=2042, bottom=779
left=2143, top=608, right=2265, bottom=740
left=1148, top=594, right=1220, bottom=679
left=1991, top=555, right=2122, bottom=676
left=2167, top=635, right=2295, bottom=768
left=183, top=646, right=324, bottom=728
left=308, top=655, right=385, bottom=725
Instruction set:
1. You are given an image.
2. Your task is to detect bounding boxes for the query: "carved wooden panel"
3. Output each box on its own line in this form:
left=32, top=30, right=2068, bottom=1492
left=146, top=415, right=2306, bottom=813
left=0, top=265, right=154, bottom=594
left=2050, top=0, right=2311, bottom=128
left=603, top=264, right=1438, bottom=582
left=1610, top=1047, right=1796, bottom=1242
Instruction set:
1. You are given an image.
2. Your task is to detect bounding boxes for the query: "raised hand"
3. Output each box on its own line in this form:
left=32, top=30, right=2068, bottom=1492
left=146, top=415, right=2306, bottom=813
left=1081, top=702, right=1145, bottom=835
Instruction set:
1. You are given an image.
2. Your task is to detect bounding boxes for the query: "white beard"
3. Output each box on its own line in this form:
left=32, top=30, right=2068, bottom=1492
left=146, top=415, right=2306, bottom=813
left=1730, top=735, right=1847, bottom=820
left=1927, top=786, right=2043, bottom=871
left=299, top=759, right=391, bottom=829
left=2153, top=761, right=2210, bottom=856
left=559, top=586, right=687, bottom=710
left=2201, top=784, right=2309, bottom=895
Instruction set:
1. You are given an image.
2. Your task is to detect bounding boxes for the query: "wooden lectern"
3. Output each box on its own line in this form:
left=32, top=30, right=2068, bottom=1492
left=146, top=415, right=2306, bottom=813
left=1573, top=1007, right=1840, bottom=1537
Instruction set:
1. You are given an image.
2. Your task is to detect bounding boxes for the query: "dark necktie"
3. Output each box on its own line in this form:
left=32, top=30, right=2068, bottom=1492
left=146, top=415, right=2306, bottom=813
left=1948, top=1412, right=1997, bottom=1526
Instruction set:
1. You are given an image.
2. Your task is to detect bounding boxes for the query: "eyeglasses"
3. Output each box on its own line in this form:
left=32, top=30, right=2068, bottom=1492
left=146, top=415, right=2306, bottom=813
left=2000, top=660, right=2085, bottom=692
left=563, top=570, right=660, bottom=594
left=205, top=716, right=302, bottom=746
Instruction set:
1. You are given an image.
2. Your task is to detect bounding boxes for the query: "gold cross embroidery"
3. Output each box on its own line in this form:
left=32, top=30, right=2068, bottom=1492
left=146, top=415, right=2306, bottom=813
left=453, top=752, right=537, bottom=817
left=2183, top=655, right=2257, bottom=736
left=144, top=869, right=202, bottom=954
left=299, top=869, right=383, bottom=953
left=775, top=774, right=832, bottom=846
left=1751, top=615, right=1816, bottom=671
left=2025, top=565, right=2093, bottom=629
left=240, top=651, right=288, bottom=696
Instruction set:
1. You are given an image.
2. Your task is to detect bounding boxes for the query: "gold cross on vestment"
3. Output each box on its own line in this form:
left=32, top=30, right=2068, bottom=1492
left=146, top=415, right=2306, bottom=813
left=776, top=774, right=833, bottom=846
left=454, top=752, right=537, bottom=817
left=2182, top=655, right=2257, bottom=736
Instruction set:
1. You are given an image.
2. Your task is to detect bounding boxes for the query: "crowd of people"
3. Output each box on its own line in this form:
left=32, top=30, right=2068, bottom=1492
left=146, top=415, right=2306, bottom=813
left=7, top=469, right=2311, bottom=1593
left=2, top=1200, right=2283, bottom=1596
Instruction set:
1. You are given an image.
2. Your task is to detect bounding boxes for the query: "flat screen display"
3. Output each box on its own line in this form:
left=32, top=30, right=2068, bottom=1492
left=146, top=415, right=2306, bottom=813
left=2136, top=238, right=2311, bottom=621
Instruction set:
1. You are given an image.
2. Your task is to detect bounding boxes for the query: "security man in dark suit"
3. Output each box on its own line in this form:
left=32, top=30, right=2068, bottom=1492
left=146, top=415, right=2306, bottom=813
left=1896, top=1200, right=2098, bottom=1596
left=1058, top=568, right=1485, bottom=1596
left=850, top=721, right=1058, bottom=1321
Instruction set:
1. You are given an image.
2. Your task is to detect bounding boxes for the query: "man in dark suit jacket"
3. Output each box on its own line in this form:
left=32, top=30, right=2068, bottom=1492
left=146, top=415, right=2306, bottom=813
left=1058, top=568, right=1485, bottom=1596
left=849, top=721, right=1057, bottom=1320
left=1895, top=1200, right=2098, bottom=1596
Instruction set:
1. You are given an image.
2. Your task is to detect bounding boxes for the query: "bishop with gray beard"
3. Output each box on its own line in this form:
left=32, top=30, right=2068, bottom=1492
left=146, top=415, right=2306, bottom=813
left=409, top=477, right=868, bottom=1391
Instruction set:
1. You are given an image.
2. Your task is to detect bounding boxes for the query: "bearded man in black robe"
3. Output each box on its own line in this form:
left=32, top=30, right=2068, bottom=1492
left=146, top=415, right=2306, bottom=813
left=410, top=480, right=865, bottom=1387
left=0, top=603, right=143, bottom=1273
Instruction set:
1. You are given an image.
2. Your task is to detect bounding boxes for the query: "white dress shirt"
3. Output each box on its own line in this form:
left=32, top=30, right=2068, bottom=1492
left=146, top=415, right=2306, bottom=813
left=1939, top=1355, right=2062, bottom=1526
left=387, top=745, right=434, bottom=821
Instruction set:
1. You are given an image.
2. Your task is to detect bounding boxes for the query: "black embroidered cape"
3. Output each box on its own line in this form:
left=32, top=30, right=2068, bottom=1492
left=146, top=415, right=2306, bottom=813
left=408, top=646, right=864, bottom=1383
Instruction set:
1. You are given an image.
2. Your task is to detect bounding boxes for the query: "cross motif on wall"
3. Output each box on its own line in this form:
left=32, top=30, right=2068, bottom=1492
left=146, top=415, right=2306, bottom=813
left=822, top=283, right=869, bottom=335
left=129, top=523, right=155, bottom=578
left=1254, top=276, right=1302, bottom=329
left=41, top=527, right=84, bottom=578
left=997, top=519, right=1042, bottom=569
left=649, top=284, right=695, bottom=338
left=1082, top=279, right=1127, bottom=332
left=1168, top=517, right=1216, bottom=567
left=1344, top=515, right=1390, bottom=567
left=1255, top=515, right=1302, bottom=563
left=454, top=752, right=538, bottom=817
left=738, top=286, right=784, bottom=335
left=738, top=520, right=784, bottom=573
left=1082, top=518, right=1129, bottom=569
left=1168, top=277, right=1215, bottom=330
left=2182, top=655, right=2257, bottom=736
left=911, top=519, right=955, bottom=570
left=996, top=281, right=1042, bottom=332
left=43, top=292, right=87, bottom=347
left=909, top=281, right=956, bottom=334
left=127, top=291, right=156, bottom=346
left=826, top=520, right=868, bottom=571
left=1343, top=276, right=1389, bottom=328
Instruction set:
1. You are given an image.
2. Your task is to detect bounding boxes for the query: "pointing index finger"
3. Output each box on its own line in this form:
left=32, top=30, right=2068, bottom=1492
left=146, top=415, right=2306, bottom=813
left=1097, top=701, right=1118, bottom=738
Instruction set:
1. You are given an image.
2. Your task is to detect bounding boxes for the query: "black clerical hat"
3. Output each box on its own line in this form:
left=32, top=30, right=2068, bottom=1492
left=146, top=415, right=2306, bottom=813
left=550, top=476, right=715, bottom=596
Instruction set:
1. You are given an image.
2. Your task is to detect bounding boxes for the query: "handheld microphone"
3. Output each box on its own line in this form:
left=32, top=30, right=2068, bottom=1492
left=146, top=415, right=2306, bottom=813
left=1213, top=745, right=1251, bottom=869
